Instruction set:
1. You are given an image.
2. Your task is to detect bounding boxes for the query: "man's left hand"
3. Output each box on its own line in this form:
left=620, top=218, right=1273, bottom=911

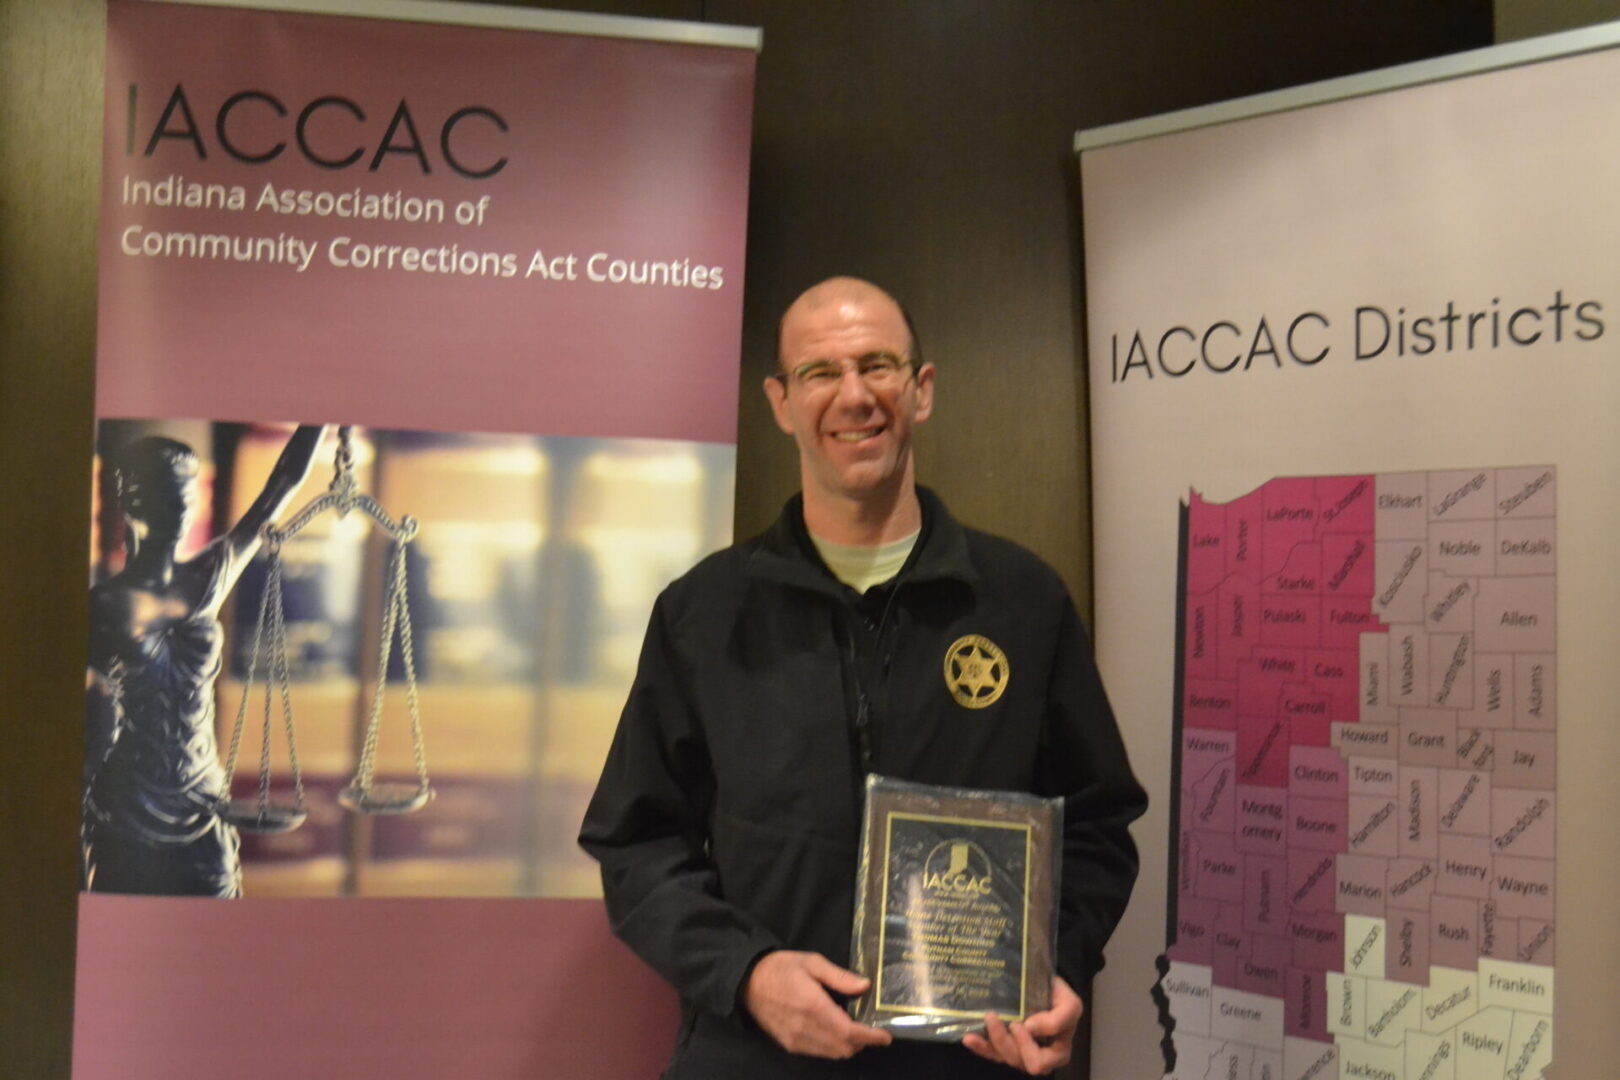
left=961, top=975, right=1082, bottom=1075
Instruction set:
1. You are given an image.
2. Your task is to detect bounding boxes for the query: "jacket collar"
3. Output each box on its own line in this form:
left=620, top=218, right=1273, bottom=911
left=745, top=486, right=980, bottom=597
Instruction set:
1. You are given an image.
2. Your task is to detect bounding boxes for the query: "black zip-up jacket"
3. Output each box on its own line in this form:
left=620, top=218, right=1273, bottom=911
left=580, top=490, right=1147, bottom=1078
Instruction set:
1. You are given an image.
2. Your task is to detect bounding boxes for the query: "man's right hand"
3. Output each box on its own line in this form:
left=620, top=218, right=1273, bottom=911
left=743, top=950, right=894, bottom=1059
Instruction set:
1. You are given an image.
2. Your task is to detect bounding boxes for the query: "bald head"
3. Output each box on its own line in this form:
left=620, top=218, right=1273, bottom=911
left=764, top=276, right=936, bottom=541
left=776, top=277, right=919, bottom=372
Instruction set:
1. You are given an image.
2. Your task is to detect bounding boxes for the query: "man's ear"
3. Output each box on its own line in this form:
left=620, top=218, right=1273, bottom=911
left=763, top=375, right=795, bottom=435
left=913, top=363, right=936, bottom=423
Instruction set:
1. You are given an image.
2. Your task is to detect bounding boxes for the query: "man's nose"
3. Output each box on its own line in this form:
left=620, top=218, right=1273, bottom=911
left=833, top=365, right=876, bottom=406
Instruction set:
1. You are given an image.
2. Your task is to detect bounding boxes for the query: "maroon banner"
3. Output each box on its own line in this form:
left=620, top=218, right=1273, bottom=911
left=99, top=0, right=753, bottom=442
left=77, top=2, right=755, bottom=1077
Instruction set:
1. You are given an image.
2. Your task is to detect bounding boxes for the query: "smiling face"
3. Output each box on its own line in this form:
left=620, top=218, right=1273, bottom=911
left=764, top=279, right=935, bottom=509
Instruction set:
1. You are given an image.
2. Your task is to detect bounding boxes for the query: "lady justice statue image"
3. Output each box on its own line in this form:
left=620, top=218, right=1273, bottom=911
left=84, top=424, right=327, bottom=897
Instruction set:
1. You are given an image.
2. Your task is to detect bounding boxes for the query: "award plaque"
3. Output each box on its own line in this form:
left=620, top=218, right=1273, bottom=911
left=847, top=774, right=1062, bottom=1040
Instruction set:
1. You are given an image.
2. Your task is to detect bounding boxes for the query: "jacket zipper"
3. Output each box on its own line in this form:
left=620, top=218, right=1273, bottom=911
left=848, top=580, right=904, bottom=776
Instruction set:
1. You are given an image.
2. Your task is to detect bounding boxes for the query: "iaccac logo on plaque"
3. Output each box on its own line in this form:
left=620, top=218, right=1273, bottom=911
left=921, top=840, right=995, bottom=896
left=943, top=634, right=1009, bottom=709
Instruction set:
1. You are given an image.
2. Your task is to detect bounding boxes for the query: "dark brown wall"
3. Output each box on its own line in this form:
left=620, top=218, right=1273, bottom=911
left=718, top=0, right=1492, bottom=607
left=0, top=2, right=1488, bottom=1077
left=2, top=3, right=108, bottom=1078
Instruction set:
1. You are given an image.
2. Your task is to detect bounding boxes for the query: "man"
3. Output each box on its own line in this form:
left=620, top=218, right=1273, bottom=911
left=580, top=277, right=1146, bottom=1077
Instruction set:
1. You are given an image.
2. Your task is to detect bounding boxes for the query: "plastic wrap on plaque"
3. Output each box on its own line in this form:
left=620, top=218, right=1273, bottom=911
left=847, top=774, right=1062, bottom=1040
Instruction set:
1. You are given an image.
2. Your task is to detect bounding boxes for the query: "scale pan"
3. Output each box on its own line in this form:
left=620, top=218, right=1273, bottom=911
left=339, top=782, right=434, bottom=815
left=222, top=799, right=308, bottom=834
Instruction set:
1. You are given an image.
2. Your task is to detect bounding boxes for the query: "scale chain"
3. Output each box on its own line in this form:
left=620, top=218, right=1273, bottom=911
left=256, top=553, right=280, bottom=818
left=393, top=540, right=428, bottom=788
left=349, top=532, right=428, bottom=798
left=353, top=539, right=403, bottom=793
left=268, top=552, right=306, bottom=812
left=221, top=549, right=276, bottom=800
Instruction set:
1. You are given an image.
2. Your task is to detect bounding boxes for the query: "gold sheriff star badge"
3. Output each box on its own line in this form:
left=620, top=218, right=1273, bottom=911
left=943, top=634, right=1009, bottom=709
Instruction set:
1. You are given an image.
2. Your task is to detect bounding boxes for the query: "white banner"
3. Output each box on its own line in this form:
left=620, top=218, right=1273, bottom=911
left=1081, top=31, right=1620, bottom=1080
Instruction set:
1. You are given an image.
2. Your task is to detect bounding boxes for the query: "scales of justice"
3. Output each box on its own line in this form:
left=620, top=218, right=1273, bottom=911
left=220, top=425, right=433, bottom=835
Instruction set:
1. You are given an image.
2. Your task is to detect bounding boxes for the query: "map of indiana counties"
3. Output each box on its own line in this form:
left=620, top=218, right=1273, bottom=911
left=1162, top=469, right=1555, bottom=1080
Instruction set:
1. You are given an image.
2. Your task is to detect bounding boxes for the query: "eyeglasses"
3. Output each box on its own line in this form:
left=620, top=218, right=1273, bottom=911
left=776, top=351, right=916, bottom=392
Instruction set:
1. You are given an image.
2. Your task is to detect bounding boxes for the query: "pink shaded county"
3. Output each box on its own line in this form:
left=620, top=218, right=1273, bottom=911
left=1423, top=575, right=1476, bottom=638
left=1398, top=764, right=1440, bottom=859
left=1324, top=601, right=1383, bottom=650
left=1184, top=679, right=1238, bottom=732
left=1235, top=785, right=1288, bottom=856
left=1237, top=713, right=1290, bottom=788
left=1306, top=648, right=1360, bottom=725
left=1429, top=519, right=1496, bottom=579
left=1289, top=796, right=1346, bottom=853
left=1490, top=731, right=1555, bottom=790
left=1496, top=515, right=1555, bottom=576
left=1181, top=730, right=1234, bottom=837
left=1261, top=478, right=1320, bottom=579
left=1400, top=712, right=1456, bottom=770
left=1288, top=717, right=1333, bottom=757
left=1289, top=746, right=1347, bottom=800
left=1322, top=532, right=1375, bottom=598
left=1244, top=853, right=1289, bottom=936
left=1491, top=789, right=1555, bottom=859
left=1374, top=542, right=1429, bottom=625
left=1438, top=769, right=1491, bottom=837
left=1223, top=487, right=1264, bottom=580
left=1259, top=595, right=1321, bottom=648
left=1437, top=834, right=1492, bottom=899
left=1431, top=896, right=1481, bottom=970
left=1428, top=632, right=1475, bottom=710
left=1387, top=857, right=1437, bottom=912
left=1358, top=632, right=1398, bottom=726
left=1288, top=910, right=1344, bottom=974
left=1496, top=466, right=1556, bottom=519
left=1217, top=576, right=1260, bottom=679
left=1237, top=648, right=1303, bottom=716
left=1317, top=475, right=1375, bottom=534
left=1184, top=752, right=1236, bottom=837
left=1334, top=854, right=1388, bottom=916
left=1183, top=727, right=1236, bottom=765
left=1333, top=720, right=1398, bottom=760
left=1192, top=833, right=1243, bottom=904
left=1286, top=968, right=1331, bottom=1042
left=1186, top=493, right=1228, bottom=594
left=1518, top=920, right=1555, bottom=966
left=1493, top=730, right=1556, bottom=790
left=1456, top=727, right=1497, bottom=774
left=1348, top=757, right=1397, bottom=797
left=1170, top=895, right=1218, bottom=965
left=1184, top=589, right=1220, bottom=681
left=1385, top=909, right=1430, bottom=986
left=1428, top=469, right=1495, bottom=522
left=1266, top=542, right=1322, bottom=596
left=1287, top=850, right=1338, bottom=914
left=1211, top=903, right=1246, bottom=986
left=1469, top=653, right=1513, bottom=730
left=1280, top=684, right=1333, bottom=748
left=1514, top=654, right=1555, bottom=731
left=1237, top=933, right=1289, bottom=997
left=1482, top=901, right=1519, bottom=960
left=1345, top=794, right=1400, bottom=857
left=1477, top=577, right=1555, bottom=654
